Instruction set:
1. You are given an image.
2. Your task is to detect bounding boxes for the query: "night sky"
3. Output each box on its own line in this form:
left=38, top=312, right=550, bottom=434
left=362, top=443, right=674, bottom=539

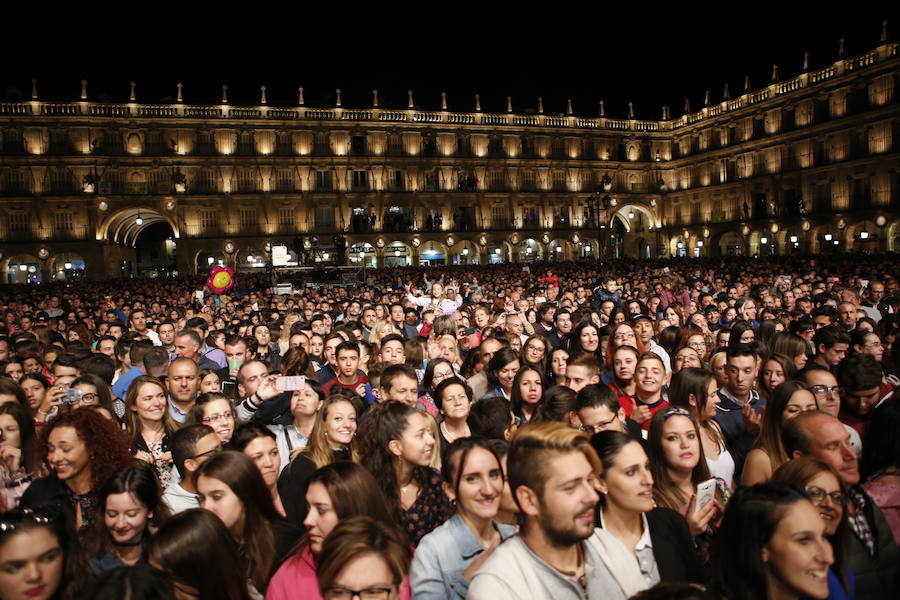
left=1, top=7, right=894, bottom=119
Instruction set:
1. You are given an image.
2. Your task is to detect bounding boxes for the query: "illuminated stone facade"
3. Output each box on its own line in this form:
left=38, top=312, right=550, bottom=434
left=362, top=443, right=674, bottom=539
left=0, top=40, right=898, bottom=281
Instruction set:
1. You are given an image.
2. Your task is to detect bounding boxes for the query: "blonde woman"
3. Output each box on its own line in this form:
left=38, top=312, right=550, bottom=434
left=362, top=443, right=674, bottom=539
left=368, top=318, right=399, bottom=346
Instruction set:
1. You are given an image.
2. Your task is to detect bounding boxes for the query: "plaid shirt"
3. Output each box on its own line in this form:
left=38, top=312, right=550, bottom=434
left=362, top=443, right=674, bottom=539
left=847, top=486, right=876, bottom=555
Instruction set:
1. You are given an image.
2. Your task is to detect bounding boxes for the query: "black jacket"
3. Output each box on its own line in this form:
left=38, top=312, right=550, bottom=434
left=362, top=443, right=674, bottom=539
left=595, top=506, right=706, bottom=585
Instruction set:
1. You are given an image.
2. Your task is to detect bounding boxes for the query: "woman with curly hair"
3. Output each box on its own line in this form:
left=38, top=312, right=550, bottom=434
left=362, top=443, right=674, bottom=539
left=20, top=408, right=132, bottom=531
left=360, top=402, right=448, bottom=546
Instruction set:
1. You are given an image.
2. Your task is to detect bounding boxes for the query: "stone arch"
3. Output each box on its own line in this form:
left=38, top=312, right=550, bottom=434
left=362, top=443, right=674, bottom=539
left=98, top=207, right=180, bottom=247
left=420, top=240, right=449, bottom=265
left=610, top=202, right=659, bottom=230
left=386, top=241, right=413, bottom=266
left=449, top=239, right=479, bottom=265
left=714, top=231, right=746, bottom=256
left=195, top=249, right=227, bottom=274
left=845, top=219, right=880, bottom=251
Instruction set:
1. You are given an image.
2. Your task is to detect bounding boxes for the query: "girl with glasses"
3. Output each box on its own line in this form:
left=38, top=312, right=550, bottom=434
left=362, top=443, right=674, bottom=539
left=772, top=457, right=853, bottom=600
left=317, top=516, right=411, bottom=600
left=189, top=393, right=238, bottom=445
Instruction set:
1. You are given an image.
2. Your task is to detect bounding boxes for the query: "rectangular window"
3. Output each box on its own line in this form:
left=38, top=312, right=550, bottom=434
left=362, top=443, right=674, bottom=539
left=278, top=208, right=294, bottom=226
left=491, top=206, right=510, bottom=229
left=352, top=170, right=369, bottom=191
left=316, top=171, right=333, bottom=191
left=54, top=212, right=73, bottom=231
left=315, top=207, right=335, bottom=230
left=8, top=213, right=29, bottom=232
left=392, top=170, right=404, bottom=191
left=239, top=209, right=256, bottom=228
left=276, top=169, right=294, bottom=192
left=200, top=210, right=219, bottom=228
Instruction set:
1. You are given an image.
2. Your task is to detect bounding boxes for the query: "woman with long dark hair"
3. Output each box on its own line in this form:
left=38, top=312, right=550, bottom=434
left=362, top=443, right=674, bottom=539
left=149, top=508, right=252, bottom=600
left=84, top=463, right=171, bottom=574
left=772, top=458, right=854, bottom=599
left=361, top=402, right=448, bottom=546
left=0, top=505, right=94, bottom=600
left=195, top=450, right=301, bottom=593
left=742, top=381, right=817, bottom=487
left=411, top=437, right=516, bottom=599
left=590, top=431, right=704, bottom=598
left=0, top=402, right=39, bottom=511
left=711, top=482, right=833, bottom=600
left=667, top=367, right=733, bottom=488
left=509, top=366, right=544, bottom=425
left=267, top=462, right=402, bottom=600
left=480, top=348, right=520, bottom=401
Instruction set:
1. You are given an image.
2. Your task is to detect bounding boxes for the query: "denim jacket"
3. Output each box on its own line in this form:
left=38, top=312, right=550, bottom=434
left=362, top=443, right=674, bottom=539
left=410, top=513, right=516, bottom=599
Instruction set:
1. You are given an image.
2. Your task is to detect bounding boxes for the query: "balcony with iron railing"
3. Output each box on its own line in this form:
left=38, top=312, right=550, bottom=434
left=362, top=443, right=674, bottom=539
left=0, top=42, right=892, bottom=140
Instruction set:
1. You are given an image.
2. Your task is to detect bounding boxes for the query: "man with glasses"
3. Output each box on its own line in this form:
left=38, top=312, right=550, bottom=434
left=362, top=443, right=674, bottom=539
left=796, top=365, right=862, bottom=454
left=573, top=384, right=642, bottom=439
left=782, top=411, right=898, bottom=599
left=163, top=424, right=222, bottom=514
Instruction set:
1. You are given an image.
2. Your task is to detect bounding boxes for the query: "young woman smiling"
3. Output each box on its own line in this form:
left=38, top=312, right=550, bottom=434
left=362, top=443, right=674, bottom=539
left=124, top=376, right=178, bottom=488
left=410, top=438, right=516, bottom=599
left=84, top=463, right=171, bottom=574
left=481, top=348, right=520, bottom=401
left=21, top=409, right=131, bottom=531
left=772, top=458, right=854, bottom=600
left=277, top=394, right=360, bottom=529
left=361, top=402, right=449, bottom=546
left=712, top=482, right=833, bottom=600
left=189, top=392, right=238, bottom=445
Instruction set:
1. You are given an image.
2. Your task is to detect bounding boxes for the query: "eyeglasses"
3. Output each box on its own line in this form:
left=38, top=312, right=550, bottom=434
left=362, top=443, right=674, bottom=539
left=579, top=417, right=618, bottom=433
left=805, top=486, right=846, bottom=505
left=201, top=412, right=235, bottom=425
left=863, top=341, right=883, bottom=349
left=78, top=393, right=98, bottom=403
left=809, top=385, right=840, bottom=397
left=323, top=585, right=395, bottom=600
left=189, top=444, right=222, bottom=461
left=613, top=332, right=636, bottom=341
left=688, top=341, right=707, bottom=349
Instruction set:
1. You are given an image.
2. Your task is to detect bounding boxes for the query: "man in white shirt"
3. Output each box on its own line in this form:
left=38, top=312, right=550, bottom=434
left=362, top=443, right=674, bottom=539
left=469, top=422, right=620, bottom=599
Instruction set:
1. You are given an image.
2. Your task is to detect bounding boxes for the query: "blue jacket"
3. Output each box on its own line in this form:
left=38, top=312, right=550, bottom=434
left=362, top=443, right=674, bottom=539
left=410, top=513, right=516, bottom=599
left=713, top=388, right=765, bottom=480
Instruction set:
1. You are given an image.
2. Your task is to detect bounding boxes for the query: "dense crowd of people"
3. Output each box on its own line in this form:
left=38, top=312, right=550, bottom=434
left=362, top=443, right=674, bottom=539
left=0, top=253, right=898, bottom=600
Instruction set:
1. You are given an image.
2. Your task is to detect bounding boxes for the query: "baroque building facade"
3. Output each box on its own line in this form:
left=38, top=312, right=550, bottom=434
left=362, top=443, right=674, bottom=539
left=0, top=39, right=898, bottom=282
